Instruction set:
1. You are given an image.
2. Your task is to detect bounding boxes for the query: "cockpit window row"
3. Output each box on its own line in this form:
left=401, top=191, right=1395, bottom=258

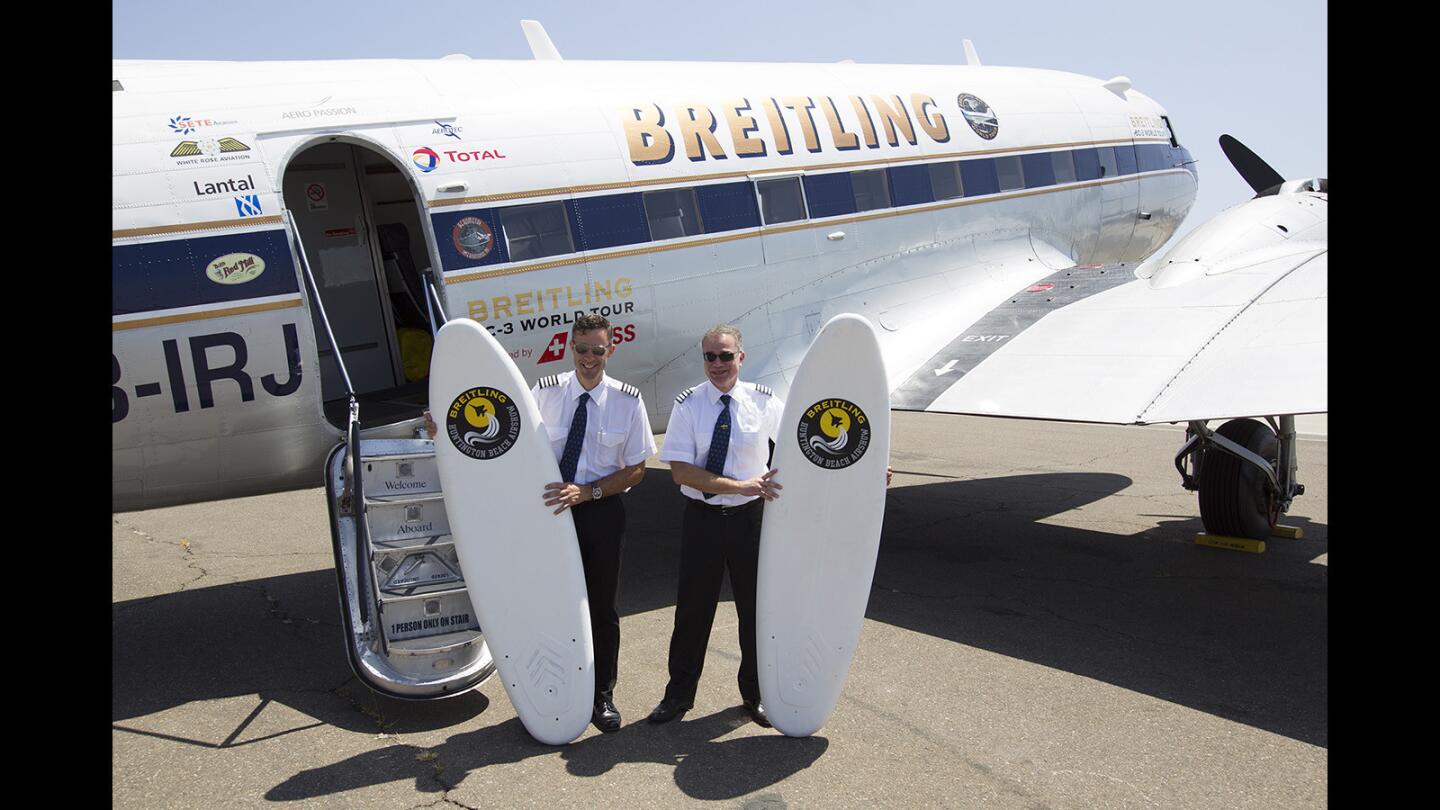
left=432, top=142, right=1188, bottom=273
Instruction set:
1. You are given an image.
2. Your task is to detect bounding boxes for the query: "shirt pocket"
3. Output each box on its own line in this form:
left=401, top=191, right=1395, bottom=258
left=735, top=412, right=763, bottom=446
left=545, top=424, right=569, bottom=456
left=595, top=428, right=628, bottom=469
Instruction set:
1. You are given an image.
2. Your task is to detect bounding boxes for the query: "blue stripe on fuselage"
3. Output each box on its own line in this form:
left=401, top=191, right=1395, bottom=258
left=112, top=230, right=299, bottom=317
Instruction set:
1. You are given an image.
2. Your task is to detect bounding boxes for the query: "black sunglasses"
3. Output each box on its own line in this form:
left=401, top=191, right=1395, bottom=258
left=571, top=342, right=609, bottom=356
left=703, top=351, right=737, bottom=362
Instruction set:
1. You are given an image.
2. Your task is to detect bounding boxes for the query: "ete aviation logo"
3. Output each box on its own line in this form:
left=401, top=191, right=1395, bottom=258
left=445, top=387, right=521, bottom=460
left=797, top=398, right=872, bottom=470
left=413, top=147, right=440, bottom=172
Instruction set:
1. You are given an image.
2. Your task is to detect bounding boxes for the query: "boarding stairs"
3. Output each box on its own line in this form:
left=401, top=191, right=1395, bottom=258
left=289, top=208, right=493, bottom=699
left=326, top=436, right=494, bottom=698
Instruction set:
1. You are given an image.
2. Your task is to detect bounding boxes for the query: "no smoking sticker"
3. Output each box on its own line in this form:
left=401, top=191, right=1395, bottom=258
left=306, top=182, right=328, bottom=211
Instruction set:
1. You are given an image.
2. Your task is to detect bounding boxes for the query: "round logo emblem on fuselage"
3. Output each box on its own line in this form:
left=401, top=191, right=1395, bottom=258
left=413, top=147, right=440, bottom=172
left=446, top=387, right=521, bottom=460
left=957, top=93, right=998, bottom=140
left=797, top=398, right=872, bottom=470
left=452, top=216, right=494, bottom=260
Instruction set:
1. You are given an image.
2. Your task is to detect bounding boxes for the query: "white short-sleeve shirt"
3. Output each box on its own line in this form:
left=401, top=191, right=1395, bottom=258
left=659, top=379, right=784, bottom=505
left=532, top=371, right=656, bottom=485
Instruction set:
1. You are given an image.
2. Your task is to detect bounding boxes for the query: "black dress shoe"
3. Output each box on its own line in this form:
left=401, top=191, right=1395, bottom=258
left=742, top=699, right=772, bottom=728
left=592, top=698, right=621, bottom=733
left=647, top=697, right=693, bottom=724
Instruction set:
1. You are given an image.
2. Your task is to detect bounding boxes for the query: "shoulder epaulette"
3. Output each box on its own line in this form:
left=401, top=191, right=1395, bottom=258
left=674, top=385, right=698, bottom=404
left=751, top=383, right=773, bottom=397
left=607, top=378, right=641, bottom=398
left=538, top=374, right=562, bottom=389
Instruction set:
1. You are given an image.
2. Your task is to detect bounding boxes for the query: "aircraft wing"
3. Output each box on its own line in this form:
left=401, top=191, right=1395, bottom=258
left=883, top=242, right=1327, bottom=425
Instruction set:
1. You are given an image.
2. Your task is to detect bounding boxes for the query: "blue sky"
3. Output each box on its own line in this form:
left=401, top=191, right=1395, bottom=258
left=113, top=0, right=1327, bottom=242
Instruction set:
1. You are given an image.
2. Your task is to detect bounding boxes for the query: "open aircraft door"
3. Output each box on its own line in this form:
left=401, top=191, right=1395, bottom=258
left=275, top=136, right=495, bottom=700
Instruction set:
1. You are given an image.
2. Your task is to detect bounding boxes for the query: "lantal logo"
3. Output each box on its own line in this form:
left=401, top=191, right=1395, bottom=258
left=413, top=147, right=440, bottom=172
left=234, top=194, right=263, bottom=217
left=956, top=94, right=998, bottom=140
left=452, top=216, right=494, bottom=260
left=205, top=253, right=266, bottom=285
left=797, top=398, right=872, bottom=470
left=446, top=387, right=522, bottom=460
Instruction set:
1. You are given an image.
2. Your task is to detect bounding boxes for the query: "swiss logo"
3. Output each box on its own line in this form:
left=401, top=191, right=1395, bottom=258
left=538, top=332, right=568, bottom=364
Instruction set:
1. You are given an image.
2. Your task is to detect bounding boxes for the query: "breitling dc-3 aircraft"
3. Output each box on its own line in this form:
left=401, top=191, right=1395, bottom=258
left=112, top=21, right=1327, bottom=699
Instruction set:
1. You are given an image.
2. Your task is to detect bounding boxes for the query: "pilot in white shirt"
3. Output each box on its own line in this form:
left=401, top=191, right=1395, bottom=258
left=649, top=323, right=782, bottom=729
left=534, top=314, right=655, bottom=735
left=426, top=313, right=653, bottom=734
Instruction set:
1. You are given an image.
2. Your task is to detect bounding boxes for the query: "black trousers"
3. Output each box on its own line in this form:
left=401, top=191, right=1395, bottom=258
left=663, top=497, right=763, bottom=704
left=570, top=494, right=626, bottom=703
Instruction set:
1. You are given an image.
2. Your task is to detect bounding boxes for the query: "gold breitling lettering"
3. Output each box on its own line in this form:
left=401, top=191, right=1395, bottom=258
left=870, top=94, right=917, bottom=146
left=724, top=99, right=767, bottom=157
left=821, top=96, right=860, bottom=150
left=780, top=96, right=823, bottom=153
left=677, top=103, right=727, bottom=162
left=913, top=93, right=950, bottom=143
left=623, top=104, right=675, bottom=165
left=849, top=96, right=880, bottom=148
left=466, top=279, right=635, bottom=323
left=764, top=98, right=793, bottom=155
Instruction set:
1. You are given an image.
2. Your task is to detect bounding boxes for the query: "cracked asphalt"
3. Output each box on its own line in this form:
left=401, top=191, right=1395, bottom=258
left=112, top=412, right=1327, bottom=808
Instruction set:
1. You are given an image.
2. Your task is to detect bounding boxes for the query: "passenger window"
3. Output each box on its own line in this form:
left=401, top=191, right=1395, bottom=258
left=929, top=162, right=963, bottom=200
left=502, top=202, right=574, bottom=261
left=1097, top=146, right=1118, bottom=179
left=995, top=156, right=1024, bottom=191
left=757, top=177, right=806, bottom=225
left=851, top=169, right=891, bottom=212
left=643, top=188, right=704, bottom=240
left=1052, top=151, right=1077, bottom=184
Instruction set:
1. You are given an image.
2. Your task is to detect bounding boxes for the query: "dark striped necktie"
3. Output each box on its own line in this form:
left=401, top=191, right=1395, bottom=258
left=559, top=392, right=589, bottom=483
left=702, top=394, right=731, bottom=499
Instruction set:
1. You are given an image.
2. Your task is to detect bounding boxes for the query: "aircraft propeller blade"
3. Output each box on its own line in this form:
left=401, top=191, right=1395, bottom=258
left=1219, top=134, right=1286, bottom=195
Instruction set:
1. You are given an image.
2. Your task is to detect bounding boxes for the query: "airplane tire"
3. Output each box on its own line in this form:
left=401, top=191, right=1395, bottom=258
left=1197, top=418, right=1279, bottom=541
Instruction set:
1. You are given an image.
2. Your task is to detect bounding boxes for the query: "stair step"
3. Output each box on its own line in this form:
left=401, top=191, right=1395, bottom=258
left=377, top=588, right=478, bottom=642
left=365, top=494, right=451, bottom=545
left=373, top=544, right=464, bottom=595
left=355, top=440, right=441, bottom=498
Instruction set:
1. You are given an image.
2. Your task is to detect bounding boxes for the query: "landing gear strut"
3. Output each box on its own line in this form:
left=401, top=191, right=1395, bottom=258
left=1174, top=416, right=1306, bottom=540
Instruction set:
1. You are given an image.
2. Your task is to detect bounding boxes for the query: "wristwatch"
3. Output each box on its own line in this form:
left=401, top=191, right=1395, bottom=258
left=591, top=484, right=603, bottom=501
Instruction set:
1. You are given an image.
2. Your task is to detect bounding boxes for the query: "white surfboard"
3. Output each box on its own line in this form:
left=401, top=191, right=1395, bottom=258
left=756, top=313, right=891, bottom=737
left=428, top=318, right=594, bottom=745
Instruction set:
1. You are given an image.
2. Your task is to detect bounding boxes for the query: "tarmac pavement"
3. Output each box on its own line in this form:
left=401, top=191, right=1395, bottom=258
left=112, top=411, right=1328, bottom=808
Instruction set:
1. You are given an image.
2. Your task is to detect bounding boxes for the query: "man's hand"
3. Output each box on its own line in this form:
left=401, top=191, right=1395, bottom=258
left=738, top=468, right=782, bottom=501
left=423, top=410, right=438, bottom=439
left=886, top=466, right=893, bottom=486
left=543, top=482, right=585, bottom=514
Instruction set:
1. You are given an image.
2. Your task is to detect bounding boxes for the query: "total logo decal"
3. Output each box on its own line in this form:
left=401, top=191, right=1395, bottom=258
left=537, top=325, right=637, bottom=364
left=411, top=146, right=509, bottom=172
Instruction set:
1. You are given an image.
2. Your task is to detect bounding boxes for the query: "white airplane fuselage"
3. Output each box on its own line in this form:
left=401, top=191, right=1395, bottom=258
left=112, top=57, right=1197, bottom=510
